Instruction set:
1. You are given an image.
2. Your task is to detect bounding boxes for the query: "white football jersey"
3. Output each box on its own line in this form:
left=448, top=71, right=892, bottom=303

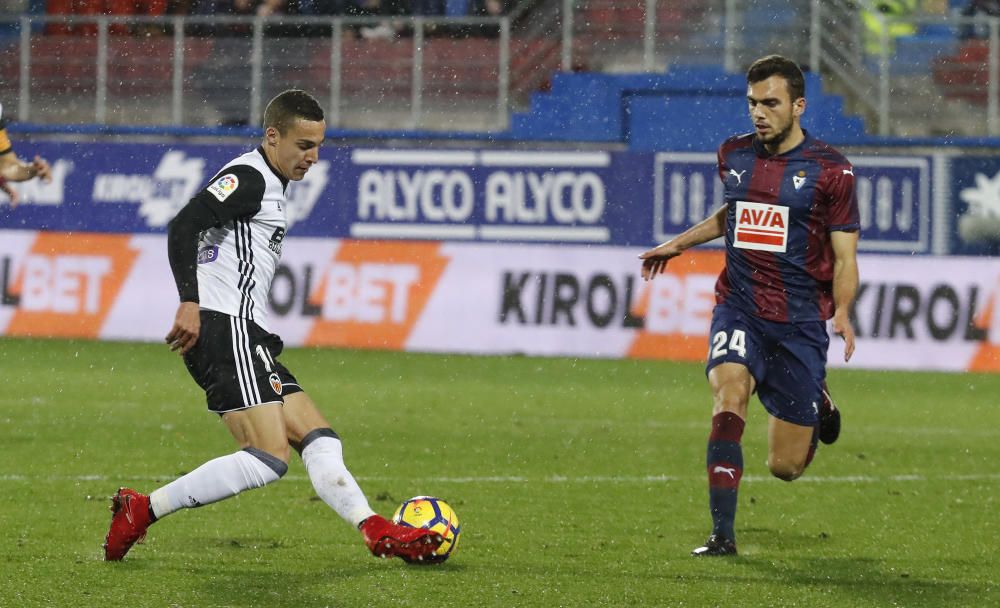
left=196, top=149, right=287, bottom=332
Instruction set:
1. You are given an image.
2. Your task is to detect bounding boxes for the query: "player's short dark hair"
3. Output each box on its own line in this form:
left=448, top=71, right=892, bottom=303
left=263, top=89, right=324, bottom=133
left=746, top=55, right=806, bottom=101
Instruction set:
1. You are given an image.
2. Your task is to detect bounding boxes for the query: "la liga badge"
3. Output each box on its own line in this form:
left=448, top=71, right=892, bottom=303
left=207, top=174, right=239, bottom=202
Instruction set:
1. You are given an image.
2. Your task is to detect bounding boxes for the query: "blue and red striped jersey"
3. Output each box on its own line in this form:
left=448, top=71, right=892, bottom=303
left=714, top=131, right=860, bottom=323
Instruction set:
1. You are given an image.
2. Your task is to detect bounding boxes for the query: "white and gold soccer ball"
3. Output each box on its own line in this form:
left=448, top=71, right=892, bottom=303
left=392, top=496, right=461, bottom=564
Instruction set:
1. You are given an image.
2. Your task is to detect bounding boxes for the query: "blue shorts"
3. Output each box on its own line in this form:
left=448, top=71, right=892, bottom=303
left=705, top=302, right=829, bottom=426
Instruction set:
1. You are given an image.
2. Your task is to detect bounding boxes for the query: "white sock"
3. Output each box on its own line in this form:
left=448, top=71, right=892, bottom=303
left=148, top=448, right=287, bottom=520
left=302, top=436, right=376, bottom=527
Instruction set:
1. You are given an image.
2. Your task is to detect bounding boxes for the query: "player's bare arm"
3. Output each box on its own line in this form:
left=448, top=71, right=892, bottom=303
left=830, top=230, right=860, bottom=362
left=0, top=176, right=15, bottom=204
left=0, top=149, right=51, bottom=207
left=0, top=152, right=52, bottom=183
left=639, top=204, right=727, bottom=280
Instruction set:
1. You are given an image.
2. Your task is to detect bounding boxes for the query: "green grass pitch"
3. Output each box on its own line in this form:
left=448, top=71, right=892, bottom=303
left=0, top=337, right=997, bottom=607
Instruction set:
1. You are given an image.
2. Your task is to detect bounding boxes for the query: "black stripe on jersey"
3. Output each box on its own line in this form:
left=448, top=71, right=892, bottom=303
left=230, top=316, right=261, bottom=407
left=234, top=218, right=257, bottom=321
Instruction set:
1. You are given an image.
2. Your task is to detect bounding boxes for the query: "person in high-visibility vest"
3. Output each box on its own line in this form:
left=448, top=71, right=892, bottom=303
left=860, top=0, right=918, bottom=56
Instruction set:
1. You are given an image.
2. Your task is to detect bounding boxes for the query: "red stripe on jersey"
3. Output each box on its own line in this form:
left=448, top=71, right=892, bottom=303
left=806, top=174, right=833, bottom=319
left=745, top=156, right=788, bottom=321
left=802, top=145, right=854, bottom=320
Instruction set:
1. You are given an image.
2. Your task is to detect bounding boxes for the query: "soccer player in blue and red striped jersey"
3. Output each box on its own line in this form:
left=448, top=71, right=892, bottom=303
left=639, top=55, right=860, bottom=556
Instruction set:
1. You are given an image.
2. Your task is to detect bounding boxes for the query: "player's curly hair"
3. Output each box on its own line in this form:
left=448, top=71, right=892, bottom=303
left=746, top=55, right=806, bottom=101
left=263, top=89, right=324, bottom=134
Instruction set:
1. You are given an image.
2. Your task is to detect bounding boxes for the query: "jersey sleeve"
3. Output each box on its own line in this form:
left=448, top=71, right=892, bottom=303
left=0, top=101, right=12, bottom=156
left=826, top=164, right=860, bottom=232
left=194, top=164, right=267, bottom=223
left=166, top=164, right=267, bottom=303
left=716, top=143, right=728, bottom=184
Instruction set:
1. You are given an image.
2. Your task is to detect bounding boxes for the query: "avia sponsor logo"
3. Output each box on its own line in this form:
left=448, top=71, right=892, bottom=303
left=851, top=281, right=991, bottom=343
left=4, top=159, right=74, bottom=206
left=733, top=201, right=788, bottom=253
left=499, top=272, right=645, bottom=329
left=351, top=149, right=611, bottom=242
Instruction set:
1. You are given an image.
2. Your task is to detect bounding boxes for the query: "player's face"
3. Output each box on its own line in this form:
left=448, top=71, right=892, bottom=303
left=747, top=75, right=804, bottom=149
left=266, top=118, right=326, bottom=181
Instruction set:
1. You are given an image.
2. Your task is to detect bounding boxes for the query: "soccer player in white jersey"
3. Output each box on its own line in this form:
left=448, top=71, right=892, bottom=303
left=0, top=101, right=52, bottom=205
left=103, top=90, right=443, bottom=562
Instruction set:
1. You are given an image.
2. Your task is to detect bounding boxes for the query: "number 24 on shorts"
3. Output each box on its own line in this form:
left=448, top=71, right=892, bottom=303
left=711, top=329, right=747, bottom=359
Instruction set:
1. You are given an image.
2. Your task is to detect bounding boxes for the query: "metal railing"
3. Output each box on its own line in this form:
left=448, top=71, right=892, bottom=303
left=1, top=14, right=512, bottom=131
left=808, top=0, right=1000, bottom=137
left=1, top=5, right=998, bottom=137
left=554, top=0, right=1000, bottom=139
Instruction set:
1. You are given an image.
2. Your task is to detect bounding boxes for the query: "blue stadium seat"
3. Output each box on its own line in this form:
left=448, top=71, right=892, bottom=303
left=510, top=66, right=869, bottom=149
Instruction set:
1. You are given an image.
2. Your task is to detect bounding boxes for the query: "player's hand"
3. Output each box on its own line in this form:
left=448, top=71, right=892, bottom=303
left=638, top=241, right=682, bottom=281
left=832, top=311, right=855, bottom=362
left=165, top=301, right=201, bottom=355
left=30, top=156, right=52, bottom=182
left=0, top=179, right=17, bottom=207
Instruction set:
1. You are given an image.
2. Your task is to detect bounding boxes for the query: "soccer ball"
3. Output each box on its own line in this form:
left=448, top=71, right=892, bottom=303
left=392, top=496, right=461, bottom=564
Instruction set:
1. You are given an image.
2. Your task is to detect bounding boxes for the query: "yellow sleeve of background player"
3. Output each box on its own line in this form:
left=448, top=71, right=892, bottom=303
left=0, top=128, right=12, bottom=156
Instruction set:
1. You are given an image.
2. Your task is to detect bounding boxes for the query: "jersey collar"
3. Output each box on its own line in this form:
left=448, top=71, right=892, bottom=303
left=753, top=128, right=810, bottom=158
left=256, top=146, right=290, bottom=189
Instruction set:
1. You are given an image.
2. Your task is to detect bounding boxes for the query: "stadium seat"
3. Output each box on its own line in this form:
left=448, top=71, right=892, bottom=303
left=510, top=65, right=868, bottom=148
left=932, top=40, right=990, bottom=104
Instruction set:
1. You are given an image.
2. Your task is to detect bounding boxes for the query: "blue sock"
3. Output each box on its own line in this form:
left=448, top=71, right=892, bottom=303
left=706, top=412, right=745, bottom=541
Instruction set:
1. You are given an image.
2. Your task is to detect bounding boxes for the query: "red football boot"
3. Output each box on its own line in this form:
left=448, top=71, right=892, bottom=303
left=103, top=487, right=153, bottom=561
left=360, top=514, right=444, bottom=562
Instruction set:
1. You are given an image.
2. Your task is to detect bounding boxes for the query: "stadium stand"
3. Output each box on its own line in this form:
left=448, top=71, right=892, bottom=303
left=0, top=1, right=997, bottom=140
left=510, top=68, right=867, bottom=149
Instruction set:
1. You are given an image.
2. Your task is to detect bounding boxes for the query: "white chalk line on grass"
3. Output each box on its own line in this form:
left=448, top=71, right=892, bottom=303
left=1, top=473, right=999, bottom=484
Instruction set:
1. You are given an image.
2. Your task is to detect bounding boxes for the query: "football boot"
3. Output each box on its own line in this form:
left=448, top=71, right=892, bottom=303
left=360, top=514, right=444, bottom=562
left=104, top=487, right=153, bottom=561
left=691, top=534, right=738, bottom=557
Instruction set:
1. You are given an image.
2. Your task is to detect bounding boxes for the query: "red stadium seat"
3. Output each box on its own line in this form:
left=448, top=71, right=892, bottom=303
left=933, top=40, right=990, bottom=105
